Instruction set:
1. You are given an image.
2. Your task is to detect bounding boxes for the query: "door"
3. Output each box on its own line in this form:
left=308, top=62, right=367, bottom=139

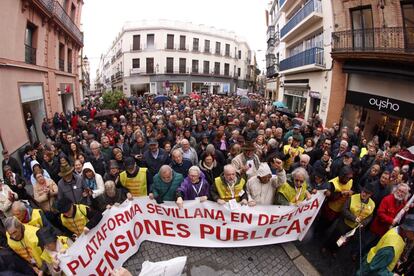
left=351, top=7, right=374, bottom=50
left=146, top=58, right=154, bottom=74
left=401, top=1, right=414, bottom=50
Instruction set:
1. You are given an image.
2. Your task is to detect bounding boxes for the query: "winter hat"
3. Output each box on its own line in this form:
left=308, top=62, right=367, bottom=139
left=257, top=163, right=272, bottom=177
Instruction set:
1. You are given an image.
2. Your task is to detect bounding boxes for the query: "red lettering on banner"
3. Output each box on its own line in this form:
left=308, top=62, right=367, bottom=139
left=216, top=226, right=231, bottom=241
left=177, top=223, right=190, bottom=238
left=67, top=259, right=79, bottom=275
left=272, top=226, right=287, bottom=237
left=103, top=243, right=119, bottom=270
left=126, top=229, right=137, bottom=247
left=230, top=212, right=253, bottom=224
left=231, top=212, right=240, bottom=222
left=86, top=244, right=97, bottom=261
left=286, top=219, right=301, bottom=235
left=114, top=235, right=129, bottom=254
left=233, top=229, right=248, bottom=241
left=161, top=220, right=175, bottom=237
left=200, top=224, right=214, bottom=238
left=143, top=219, right=161, bottom=235
left=95, top=258, right=107, bottom=276
left=96, top=231, right=105, bottom=248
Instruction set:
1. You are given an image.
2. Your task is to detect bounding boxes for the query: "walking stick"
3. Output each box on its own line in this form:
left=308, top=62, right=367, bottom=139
left=359, top=226, right=363, bottom=276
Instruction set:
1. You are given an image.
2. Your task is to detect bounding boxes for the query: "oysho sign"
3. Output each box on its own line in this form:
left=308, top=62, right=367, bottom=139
left=368, top=97, right=400, bottom=111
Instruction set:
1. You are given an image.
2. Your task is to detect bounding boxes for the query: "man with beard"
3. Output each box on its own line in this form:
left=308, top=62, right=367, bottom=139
left=232, top=141, right=261, bottom=179
left=211, top=164, right=247, bottom=205
left=364, top=183, right=409, bottom=252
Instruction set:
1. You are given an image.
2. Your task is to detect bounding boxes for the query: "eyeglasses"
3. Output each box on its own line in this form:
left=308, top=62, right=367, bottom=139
left=294, top=179, right=305, bottom=183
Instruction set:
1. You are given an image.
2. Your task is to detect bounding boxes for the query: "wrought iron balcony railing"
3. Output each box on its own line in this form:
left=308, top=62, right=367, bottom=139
left=279, top=47, right=324, bottom=71
left=59, top=58, right=64, bottom=71
left=25, top=44, right=36, bottom=65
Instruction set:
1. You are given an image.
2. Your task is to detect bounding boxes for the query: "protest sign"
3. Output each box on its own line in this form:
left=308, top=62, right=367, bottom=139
left=59, top=192, right=325, bottom=275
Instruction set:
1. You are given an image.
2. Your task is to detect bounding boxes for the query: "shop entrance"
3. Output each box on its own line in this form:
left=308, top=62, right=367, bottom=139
left=20, top=85, right=46, bottom=143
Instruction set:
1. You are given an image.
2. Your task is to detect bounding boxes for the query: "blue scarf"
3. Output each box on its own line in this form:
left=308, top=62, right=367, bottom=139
left=85, top=178, right=97, bottom=190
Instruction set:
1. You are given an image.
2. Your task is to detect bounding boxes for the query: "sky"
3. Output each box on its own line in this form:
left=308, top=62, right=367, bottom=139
left=81, top=0, right=269, bottom=81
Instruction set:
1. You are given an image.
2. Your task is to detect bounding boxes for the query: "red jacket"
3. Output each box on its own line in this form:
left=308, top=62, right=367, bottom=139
left=370, top=194, right=406, bottom=236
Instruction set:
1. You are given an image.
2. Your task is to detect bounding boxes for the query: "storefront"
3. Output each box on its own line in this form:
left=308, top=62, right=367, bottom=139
left=283, top=88, right=307, bottom=115
left=192, top=82, right=231, bottom=95
left=342, top=74, right=414, bottom=144
left=169, top=82, right=185, bottom=94
left=59, top=84, right=74, bottom=114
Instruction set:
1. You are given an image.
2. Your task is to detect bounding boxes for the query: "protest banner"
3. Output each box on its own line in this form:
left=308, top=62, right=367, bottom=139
left=59, top=191, right=325, bottom=275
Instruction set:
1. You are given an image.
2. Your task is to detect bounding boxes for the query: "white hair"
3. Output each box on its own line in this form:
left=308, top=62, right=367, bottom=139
left=188, top=166, right=201, bottom=175
left=90, top=141, right=101, bottom=149
left=160, top=165, right=172, bottom=174
left=300, top=154, right=310, bottom=163
left=223, top=164, right=236, bottom=174
left=291, top=167, right=309, bottom=181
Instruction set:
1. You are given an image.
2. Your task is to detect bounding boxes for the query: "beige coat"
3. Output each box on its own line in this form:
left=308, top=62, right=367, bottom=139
left=246, top=169, right=286, bottom=205
left=34, top=179, right=58, bottom=212
left=0, top=184, right=18, bottom=217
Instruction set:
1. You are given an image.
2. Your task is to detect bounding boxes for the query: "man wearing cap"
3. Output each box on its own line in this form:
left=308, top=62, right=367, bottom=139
left=4, top=217, right=44, bottom=273
left=37, top=226, right=72, bottom=275
left=143, top=138, right=170, bottom=178
left=118, top=157, right=151, bottom=197
left=57, top=159, right=86, bottom=204
left=323, top=182, right=375, bottom=254
left=231, top=141, right=261, bottom=179
left=103, top=160, right=121, bottom=183
left=283, top=124, right=304, bottom=146
left=246, top=163, right=286, bottom=206
left=56, top=197, right=102, bottom=237
left=358, top=214, right=414, bottom=275
left=330, top=151, right=354, bottom=179
left=283, top=135, right=305, bottom=171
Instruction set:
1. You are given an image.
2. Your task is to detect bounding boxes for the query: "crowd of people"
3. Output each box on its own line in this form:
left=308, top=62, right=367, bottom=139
left=1, top=92, right=414, bottom=275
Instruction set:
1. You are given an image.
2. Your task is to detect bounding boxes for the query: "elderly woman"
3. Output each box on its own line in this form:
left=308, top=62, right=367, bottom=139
left=33, top=171, right=58, bottom=213
left=81, top=162, right=105, bottom=200
left=176, top=166, right=210, bottom=208
left=275, top=167, right=311, bottom=206
left=199, top=153, right=223, bottom=186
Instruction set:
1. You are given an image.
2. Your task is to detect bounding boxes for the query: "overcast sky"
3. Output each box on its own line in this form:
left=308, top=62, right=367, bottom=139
left=82, top=0, right=269, bottom=80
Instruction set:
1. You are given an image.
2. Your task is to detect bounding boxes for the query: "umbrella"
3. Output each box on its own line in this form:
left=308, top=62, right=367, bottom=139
left=273, top=101, right=287, bottom=108
left=275, top=107, right=295, bottom=117
left=292, top=117, right=308, bottom=126
left=154, top=95, right=170, bottom=104
left=95, top=109, right=118, bottom=119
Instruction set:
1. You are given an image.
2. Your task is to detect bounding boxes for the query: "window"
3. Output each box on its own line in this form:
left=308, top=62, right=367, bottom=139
left=25, top=23, right=36, bottom=64
left=62, top=0, right=68, bottom=11
left=192, top=60, right=199, bottom=73
left=132, top=35, right=141, bottom=50
left=225, top=44, right=230, bottom=56
left=132, top=58, right=140, bottom=68
left=70, top=3, right=76, bottom=20
left=238, top=68, right=241, bottom=77
left=214, top=62, right=220, bottom=75
left=180, top=35, right=186, bottom=50
left=146, top=58, right=154, bottom=73
left=147, top=34, right=155, bottom=49
left=351, top=6, right=373, bottom=49
left=59, top=43, right=65, bottom=71
left=167, top=34, right=174, bottom=49
left=204, top=40, right=210, bottom=52
left=224, top=63, right=230, bottom=76
left=166, top=57, right=174, bottom=73
left=203, top=61, right=209, bottom=74
left=238, top=50, right=242, bottom=59
left=193, top=38, right=199, bottom=51
left=215, top=42, right=221, bottom=54
left=179, top=58, right=186, bottom=73
left=67, top=48, right=72, bottom=73
left=234, top=47, right=237, bottom=58
left=401, top=2, right=414, bottom=49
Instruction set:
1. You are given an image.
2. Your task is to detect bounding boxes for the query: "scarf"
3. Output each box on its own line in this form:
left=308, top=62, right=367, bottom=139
left=85, top=177, right=97, bottom=191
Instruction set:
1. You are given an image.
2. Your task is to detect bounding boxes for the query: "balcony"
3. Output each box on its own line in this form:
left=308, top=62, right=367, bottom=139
left=25, top=44, right=36, bottom=65
left=59, top=58, right=64, bottom=71
left=332, top=27, right=414, bottom=62
left=114, top=71, right=123, bottom=82
left=164, top=67, right=190, bottom=74
left=116, top=49, right=122, bottom=58
left=279, top=47, right=324, bottom=73
left=130, top=68, right=146, bottom=76
left=52, top=1, right=83, bottom=45
left=267, top=26, right=275, bottom=43
left=280, top=0, right=322, bottom=42
left=178, top=44, right=189, bottom=51
left=192, top=47, right=200, bottom=52
left=267, top=66, right=278, bottom=78
left=130, top=44, right=142, bottom=51
left=68, top=62, right=72, bottom=73
left=165, top=43, right=176, bottom=50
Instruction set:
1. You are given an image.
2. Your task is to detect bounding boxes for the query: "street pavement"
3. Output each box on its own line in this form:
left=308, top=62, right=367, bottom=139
left=124, top=241, right=304, bottom=275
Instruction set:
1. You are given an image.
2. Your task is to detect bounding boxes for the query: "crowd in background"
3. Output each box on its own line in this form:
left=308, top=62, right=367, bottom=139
left=1, top=92, right=414, bottom=275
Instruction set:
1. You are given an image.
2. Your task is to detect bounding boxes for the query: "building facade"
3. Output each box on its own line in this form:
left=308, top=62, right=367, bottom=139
left=330, top=0, right=414, bottom=142
left=97, top=20, right=255, bottom=96
left=266, top=0, right=334, bottom=123
left=0, top=0, right=83, bottom=153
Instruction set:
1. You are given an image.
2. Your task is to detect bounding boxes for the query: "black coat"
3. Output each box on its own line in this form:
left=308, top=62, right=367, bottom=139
left=2, top=157, right=21, bottom=176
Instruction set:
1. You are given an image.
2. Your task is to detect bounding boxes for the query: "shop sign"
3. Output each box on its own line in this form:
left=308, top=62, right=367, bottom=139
left=346, top=90, right=414, bottom=120
left=309, top=91, right=321, bottom=99
left=284, top=89, right=305, bottom=98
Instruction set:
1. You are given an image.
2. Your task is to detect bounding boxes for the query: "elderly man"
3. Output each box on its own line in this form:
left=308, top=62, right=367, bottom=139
left=275, top=167, right=311, bottom=206
left=143, top=138, right=170, bottom=178
left=87, top=141, right=107, bottom=176
left=211, top=164, right=247, bottom=205
left=56, top=197, right=102, bottom=237
left=57, top=160, right=86, bottom=204
left=291, top=154, right=313, bottom=175
left=11, top=201, right=50, bottom=228
left=176, top=166, right=210, bottom=208
left=170, top=149, right=192, bottom=178
left=100, top=136, right=113, bottom=161
left=177, top=139, right=198, bottom=165
left=358, top=214, right=414, bottom=276
left=5, top=217, right=44, bottom=273
left=118, top=157, right=150, bottom=197
left=94, top=180, right=130, bottom=212
left=232, top=141, right=261, bottom=179
left=152, top=165, right=184, bottom=204
left=246, top=163, right=286, bottom=206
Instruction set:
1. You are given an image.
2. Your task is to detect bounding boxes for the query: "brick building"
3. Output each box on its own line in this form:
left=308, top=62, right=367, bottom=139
left=0, top=0, right=84, bottom=156
left=330, top=0, right=414, bottom=143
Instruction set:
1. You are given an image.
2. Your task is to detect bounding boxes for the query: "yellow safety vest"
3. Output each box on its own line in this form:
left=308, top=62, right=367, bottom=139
left=278, top=181, right=308, bottom=205
left=25, top=209, right=43, bottom=228
left=40, top=236, right=70, bottom=264
left=344, top=194, right=375, bottom=228
left=6, top=224, right=43, bottom=268
left=214, top=177, right=246, bottom=202
left=360, top=147, right=368, bottom=159
left=283, top=145, right=304, bottom=170
left=328, top=177, right=353, bottom=213
left=61, top=204, right=88, bottom=236
left=119, top=167, right=148, bottom=197
left=367, top=228, right=405, bottom=271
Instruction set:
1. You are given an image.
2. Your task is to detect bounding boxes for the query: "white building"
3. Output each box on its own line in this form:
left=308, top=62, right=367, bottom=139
left=98, top=20, right=255, bottom=96
left=266, top=0, right=334, bottom=123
